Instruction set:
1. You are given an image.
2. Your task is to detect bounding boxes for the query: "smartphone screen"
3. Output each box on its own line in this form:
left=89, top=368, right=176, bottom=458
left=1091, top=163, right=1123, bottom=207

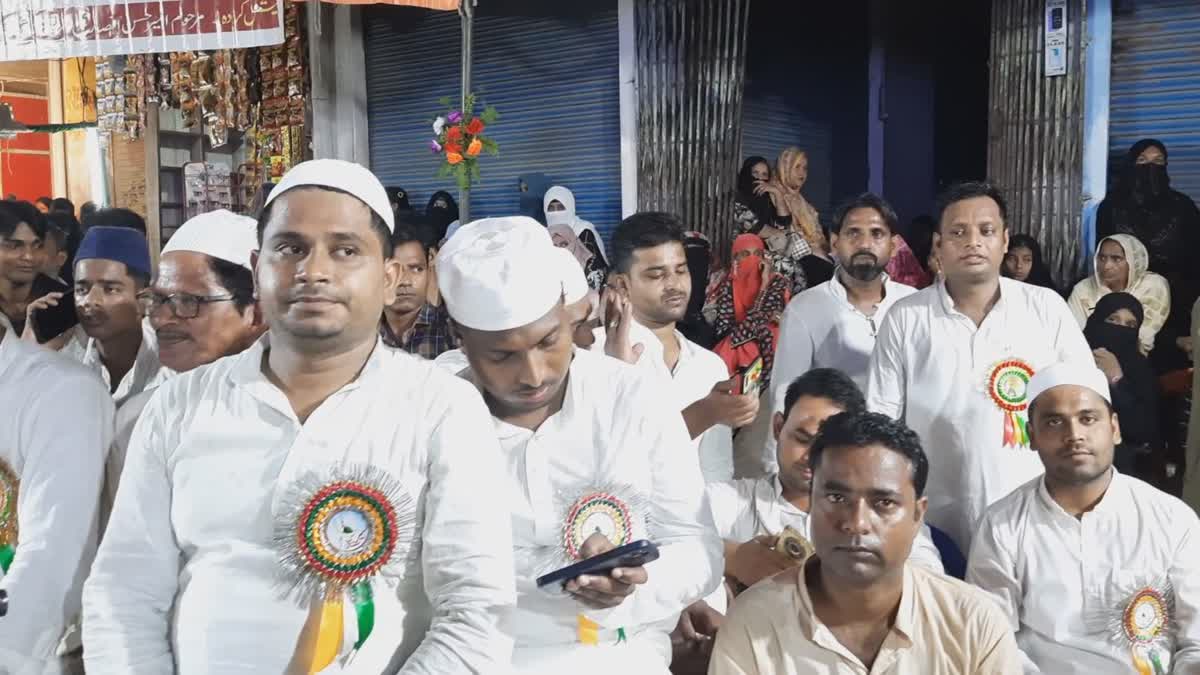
left=30, top=275, right=78, bottom=342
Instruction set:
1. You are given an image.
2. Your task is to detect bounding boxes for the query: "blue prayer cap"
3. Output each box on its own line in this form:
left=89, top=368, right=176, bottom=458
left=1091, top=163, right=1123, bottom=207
left=76, top=226, right=152, bottom=279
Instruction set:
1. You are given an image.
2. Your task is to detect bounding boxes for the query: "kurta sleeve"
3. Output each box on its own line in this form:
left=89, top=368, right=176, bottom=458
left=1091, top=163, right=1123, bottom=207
left=1046, top=291, right=1094, bottom=363
left=770, top=297, right=813, bottom=415
left=967, top=595, right=1027, bottom=675
left=399, top=380, right=517, bottom=674
left=0, top=369, right=112, bottom=671
left=966, top=515, right=1042, bottom=673
left=1170, top=506, right=1200, bottom=670
left=1135, top=274, right=1171, bottom=354
left=82, top=389, right=181, bottom=675
left=592, top=381, right=723, bottom=631
left=1066, top=283, right=1090, bottom=328
left=908, top=524, right=945, bottom=573
left=707, top=604, right=762, bottom=675
left=866, top=308, right=907, bottom=420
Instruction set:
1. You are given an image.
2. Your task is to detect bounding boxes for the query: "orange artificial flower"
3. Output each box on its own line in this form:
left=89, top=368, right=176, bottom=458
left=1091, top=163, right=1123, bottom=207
left=466, top=118, right=485, bottom=135
left=466, top=138, right=483, bottom=157
left=446, top=125, right=464, bottom=142
left=444, top=142, right=463, bottom=155
left=446, top=152, right=464, bottom=165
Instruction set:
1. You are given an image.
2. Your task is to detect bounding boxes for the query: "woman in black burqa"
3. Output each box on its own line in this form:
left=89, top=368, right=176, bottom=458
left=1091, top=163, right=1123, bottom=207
left=1096, top=138, right=1200, bottom=372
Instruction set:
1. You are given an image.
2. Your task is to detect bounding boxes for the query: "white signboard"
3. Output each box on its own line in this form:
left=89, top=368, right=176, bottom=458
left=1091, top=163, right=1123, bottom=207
left=0, top=0, right=285, bottom=62
left=1045, top=0, right=1068, bottom=77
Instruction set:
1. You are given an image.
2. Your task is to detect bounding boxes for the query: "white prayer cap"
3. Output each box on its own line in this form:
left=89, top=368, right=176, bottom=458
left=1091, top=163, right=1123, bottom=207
left=1027, top=361, right=1112, bottom=406
left=437, top=216, right=564, bottom=331
left=161, top=209, right=258, bottom=271
left=553, top=246, right=589, bottom=304
left=263, top=159, right=395, bottom=232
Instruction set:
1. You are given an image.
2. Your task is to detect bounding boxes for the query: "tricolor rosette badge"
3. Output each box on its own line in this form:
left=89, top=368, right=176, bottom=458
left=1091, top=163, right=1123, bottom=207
left=1086, top=577, right=1177, bottom=675
left=274, top=465, right=416, bottom=673
left=985, top=359, right=1035, bottom=447
left=0, top=460, right=17, bottom=573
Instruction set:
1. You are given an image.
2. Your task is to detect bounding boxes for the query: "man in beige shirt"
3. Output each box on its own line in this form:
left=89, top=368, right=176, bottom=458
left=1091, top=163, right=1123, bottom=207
left=709, top=411, right=1021, bottom=674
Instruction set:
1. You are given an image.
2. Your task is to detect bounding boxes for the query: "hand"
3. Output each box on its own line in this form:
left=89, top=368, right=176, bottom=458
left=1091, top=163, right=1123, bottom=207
left=729, top=536, right=791, bottom=588
left=759, top=257, right=773, bottom=293
left=752, top=181, right=778, bottom=197
left=601, top=287, right=644, bottom=365
left=1092, top=348, right=1124, bottom=383
left=21, top=292, right=64, bottom=343
left=564, top=533, right=648, bottom=610
left=1177, top=336, right=1193, bottom=356
left=706, top=379, right=760, bottom=429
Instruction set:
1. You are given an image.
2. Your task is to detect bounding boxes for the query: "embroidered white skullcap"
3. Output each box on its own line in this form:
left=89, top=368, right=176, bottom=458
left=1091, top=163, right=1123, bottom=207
left=1026, top=361, right=1112, bottom=406
left=161, top=209, right=258, bottom=271
left=437, top=216, right=564, bottom=331
left=553, top=246, right=589, bottom=305
left=263, top=159, right=395, bottom=232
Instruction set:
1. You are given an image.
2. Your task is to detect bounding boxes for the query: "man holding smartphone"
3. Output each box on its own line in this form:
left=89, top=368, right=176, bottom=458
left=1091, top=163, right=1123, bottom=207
left=439, top=216, right=722, bottom=674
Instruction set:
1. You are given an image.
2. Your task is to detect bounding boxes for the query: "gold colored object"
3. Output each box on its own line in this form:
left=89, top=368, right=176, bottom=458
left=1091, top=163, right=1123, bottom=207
left=774, top=526, right=814, bottom=561
left=0, top=459, right=18, bottom=548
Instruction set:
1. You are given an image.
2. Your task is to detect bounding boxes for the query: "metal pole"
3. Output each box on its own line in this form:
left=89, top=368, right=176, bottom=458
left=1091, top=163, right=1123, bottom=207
left=459, top=0, right=475, bottom=223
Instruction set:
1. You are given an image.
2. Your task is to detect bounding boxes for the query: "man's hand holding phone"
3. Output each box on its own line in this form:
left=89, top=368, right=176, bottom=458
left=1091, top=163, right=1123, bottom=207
left=563, top=533, right=649, bottom=610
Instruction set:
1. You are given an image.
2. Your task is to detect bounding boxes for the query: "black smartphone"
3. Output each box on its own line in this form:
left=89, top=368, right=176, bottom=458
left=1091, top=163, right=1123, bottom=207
left=536, top=540, right=660, bottom=588
left=29, top=275, right=77, bottom=342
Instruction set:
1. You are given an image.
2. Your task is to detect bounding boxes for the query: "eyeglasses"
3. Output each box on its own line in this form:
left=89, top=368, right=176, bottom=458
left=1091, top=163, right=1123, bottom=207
left=137, top=290, right=237, bottom=319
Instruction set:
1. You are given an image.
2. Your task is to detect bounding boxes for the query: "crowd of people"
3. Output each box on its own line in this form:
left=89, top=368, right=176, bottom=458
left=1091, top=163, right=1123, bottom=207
left=0, top=143, right=1198, bottom=675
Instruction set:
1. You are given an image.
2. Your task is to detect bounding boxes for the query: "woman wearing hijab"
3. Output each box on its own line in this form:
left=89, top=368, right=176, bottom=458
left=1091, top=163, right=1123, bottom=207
left=1067, top=234, right=1170, bottom=355
left=756, top=147, right=828, bottom=255
left=386, top=186, right=412, bottom=216
left=884, top=235, right=932, bottom=289
left=1085, top=292, right=1159, bottom=476
left=733, top=156, right=777, bottom=234
left=1098, top=138, right=1200, bottom=372
left=544, top=185, right=608, bottom=265
left=1002, top=233, right=1059, bottom=293
left=710, top=234, right=791, bottom=391
left=425, top=190, right=460, bottom=244
left=679, top=231, right=718, bottom=349
left=549, top=224, right=608, bottom=290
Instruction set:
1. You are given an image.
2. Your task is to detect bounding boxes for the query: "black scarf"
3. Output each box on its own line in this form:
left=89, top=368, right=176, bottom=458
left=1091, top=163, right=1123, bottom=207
left=736, top=156, right=775, bottom=229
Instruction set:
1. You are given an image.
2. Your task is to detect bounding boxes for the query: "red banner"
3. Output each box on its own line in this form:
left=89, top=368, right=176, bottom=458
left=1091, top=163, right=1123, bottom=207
left=0, top=0, right=285, bottom=62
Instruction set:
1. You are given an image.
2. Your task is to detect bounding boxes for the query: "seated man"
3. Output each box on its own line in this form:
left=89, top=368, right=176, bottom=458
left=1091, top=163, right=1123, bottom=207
left=968, top=362, right=1200, bottom=673
left=711, top=367, right=943, bottom=595
left=437, top=216, right=721, bottom=673
left=711, top=411, right=1021, bottom=674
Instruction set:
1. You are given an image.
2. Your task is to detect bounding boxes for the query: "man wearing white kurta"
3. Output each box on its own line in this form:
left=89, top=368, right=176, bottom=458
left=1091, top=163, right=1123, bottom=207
left=83, top=160, right=516, bottom=674
left=968, top=362, right=1200, bottom=674
left=763, top=194, right=916, bottom=475
left=0, top=307, right=114, bottom=674
left=438, top=217, right=722, bottom=674
left=867, top=182, right=1091, bottom=553
left=591, top=212, right=757, bottom=483
left=59, top=226, right=168, bottom=406
left=106, top=210, right=266, bottom=522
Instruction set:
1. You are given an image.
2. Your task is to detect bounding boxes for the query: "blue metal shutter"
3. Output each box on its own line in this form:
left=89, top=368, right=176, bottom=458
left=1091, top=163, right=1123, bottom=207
left=740, top=94, right=835, bottom=223
left=364, top=6, right=621, bottom=239
left=1110, top=0, right=1200, bottom=199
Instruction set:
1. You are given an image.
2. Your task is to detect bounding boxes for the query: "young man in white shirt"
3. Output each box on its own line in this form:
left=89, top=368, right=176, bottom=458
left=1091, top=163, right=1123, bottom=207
left=711, top=411, right=1021, bottom=674
left=83, top=160, right=516, bottom=674
left=762, top=194, right=917, bottom=475
left=867, top=181, right=1092, bottom=553
left=58, top=225, right=166, bottom=406
left=594, top=212, right=757, bottom=483
left=439, top=216, right=722, bottom=674
left=0, top=255, right=114, bottom=675
left=968, top=361, right=1200, bottom=674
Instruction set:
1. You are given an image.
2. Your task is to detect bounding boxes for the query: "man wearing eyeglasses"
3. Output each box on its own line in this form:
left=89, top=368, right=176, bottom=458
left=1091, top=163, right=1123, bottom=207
left=105, top=210, right=265, bottom=522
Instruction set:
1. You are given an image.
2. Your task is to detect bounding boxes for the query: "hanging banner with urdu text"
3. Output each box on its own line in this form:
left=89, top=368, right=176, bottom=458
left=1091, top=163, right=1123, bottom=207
left=0, top=0, right=285, bottom=62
